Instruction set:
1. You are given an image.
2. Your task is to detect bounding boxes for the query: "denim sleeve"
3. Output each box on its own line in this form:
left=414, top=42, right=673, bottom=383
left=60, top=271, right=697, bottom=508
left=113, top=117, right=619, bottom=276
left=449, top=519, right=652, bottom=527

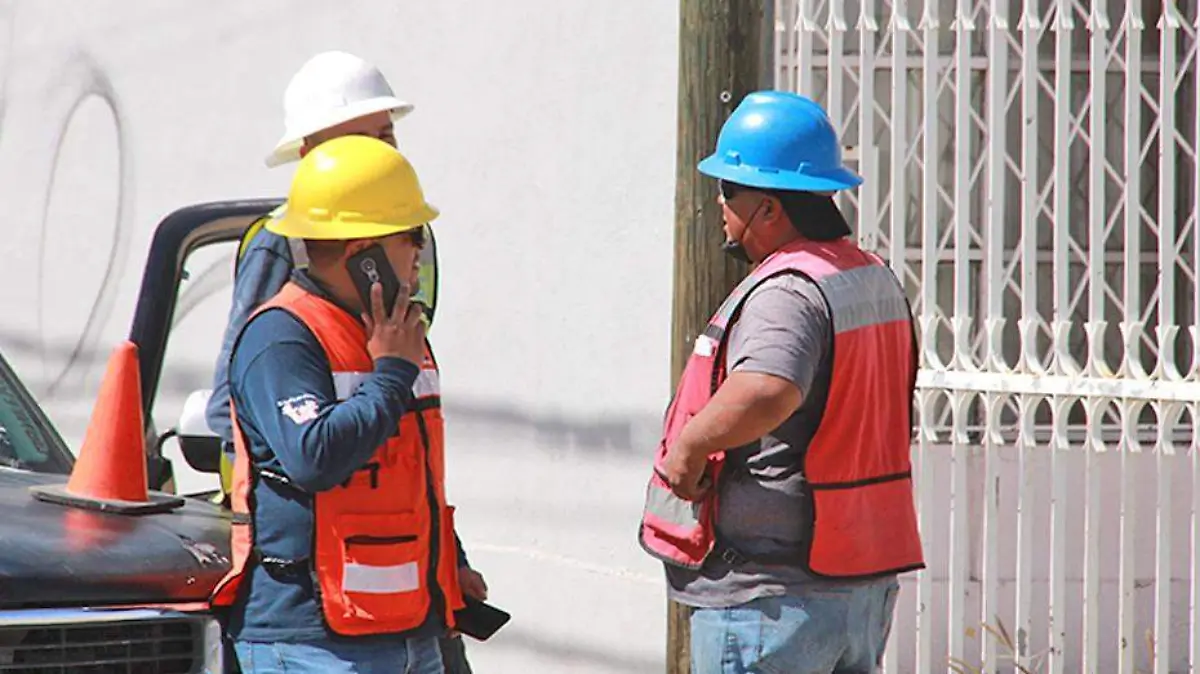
left=229, top=309, right=420, bottom=492
left=205, top=238, right=295, bottom=443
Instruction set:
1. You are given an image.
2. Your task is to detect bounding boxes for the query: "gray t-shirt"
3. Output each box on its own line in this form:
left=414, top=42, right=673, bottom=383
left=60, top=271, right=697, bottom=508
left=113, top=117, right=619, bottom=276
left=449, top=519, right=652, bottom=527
left=666, top=273, right=839, bottom=608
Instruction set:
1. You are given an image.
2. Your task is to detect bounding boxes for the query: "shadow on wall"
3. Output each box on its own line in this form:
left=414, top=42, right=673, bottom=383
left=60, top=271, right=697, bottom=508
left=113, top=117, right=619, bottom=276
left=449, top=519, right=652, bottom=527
left=447, top=399, right=657, bottom=455
left=0, top=330, right=659, bottom=455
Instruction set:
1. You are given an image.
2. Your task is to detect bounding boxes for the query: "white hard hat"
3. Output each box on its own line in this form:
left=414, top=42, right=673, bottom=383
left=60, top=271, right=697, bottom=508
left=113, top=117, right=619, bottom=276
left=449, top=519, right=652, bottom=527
left=266, top=51, right=413, bottom=168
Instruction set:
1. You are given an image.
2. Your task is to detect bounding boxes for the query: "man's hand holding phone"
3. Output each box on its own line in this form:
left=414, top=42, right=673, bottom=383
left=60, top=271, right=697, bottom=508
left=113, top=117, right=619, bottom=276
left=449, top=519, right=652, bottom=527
left=363, top=282, right=427, bottom=367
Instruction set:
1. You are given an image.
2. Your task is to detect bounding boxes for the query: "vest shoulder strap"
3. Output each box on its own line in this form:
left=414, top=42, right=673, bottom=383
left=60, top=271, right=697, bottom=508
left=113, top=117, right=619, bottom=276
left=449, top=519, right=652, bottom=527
left=235, top=206, right=309, bottom=275
left=236, top=216, right=269, bottom=263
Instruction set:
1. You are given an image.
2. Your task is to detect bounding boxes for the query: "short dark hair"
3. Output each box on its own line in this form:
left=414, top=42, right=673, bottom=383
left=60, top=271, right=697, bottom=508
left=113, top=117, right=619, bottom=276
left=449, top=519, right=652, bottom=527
left=720, top=180, right=852, bottom=241
left=304, top=239, right=348, bottom=266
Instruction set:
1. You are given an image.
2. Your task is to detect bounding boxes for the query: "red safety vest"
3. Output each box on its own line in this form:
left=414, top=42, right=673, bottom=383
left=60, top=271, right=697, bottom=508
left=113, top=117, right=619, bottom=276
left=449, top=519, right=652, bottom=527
left=639, top=238, right=924, bottom=579
left=211, top=282, right=463, bottom=635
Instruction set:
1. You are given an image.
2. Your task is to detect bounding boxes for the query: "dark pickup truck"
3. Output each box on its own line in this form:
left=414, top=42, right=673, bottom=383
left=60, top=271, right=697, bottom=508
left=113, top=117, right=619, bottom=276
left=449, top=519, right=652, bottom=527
left=0, top=200, right=283, bottom=673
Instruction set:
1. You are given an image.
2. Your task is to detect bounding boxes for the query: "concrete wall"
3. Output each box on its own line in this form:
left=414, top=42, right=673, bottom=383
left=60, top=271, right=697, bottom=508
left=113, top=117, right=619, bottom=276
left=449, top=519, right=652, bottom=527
left=0, top=2, right=679, bottom=671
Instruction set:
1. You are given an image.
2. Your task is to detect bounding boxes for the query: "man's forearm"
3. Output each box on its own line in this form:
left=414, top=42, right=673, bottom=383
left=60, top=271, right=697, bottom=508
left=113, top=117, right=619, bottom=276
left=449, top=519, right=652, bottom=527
left=238, top=339, right=420, bottom=493
left=673, top=371, right=804, bottom=459
left=287, top=358, right=418, bottom=490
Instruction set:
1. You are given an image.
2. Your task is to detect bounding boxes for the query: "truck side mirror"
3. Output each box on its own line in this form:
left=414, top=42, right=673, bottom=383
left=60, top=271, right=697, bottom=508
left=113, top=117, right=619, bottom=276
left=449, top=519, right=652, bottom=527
left=176, top=389, right=223, bottom=474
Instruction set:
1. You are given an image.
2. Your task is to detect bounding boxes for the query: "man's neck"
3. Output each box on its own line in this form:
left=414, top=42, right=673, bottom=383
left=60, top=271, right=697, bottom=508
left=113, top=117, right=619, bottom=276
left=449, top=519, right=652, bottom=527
left=754, top=231, right=807, bottom=263
left=776, top=230, right=806, bottom=250
left=301, top=268, right=365, bottom=320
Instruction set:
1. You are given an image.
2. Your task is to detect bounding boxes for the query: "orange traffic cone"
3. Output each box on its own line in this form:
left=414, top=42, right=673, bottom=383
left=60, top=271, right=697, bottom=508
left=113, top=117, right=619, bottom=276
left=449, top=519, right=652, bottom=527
left=32, top=340, right=183, bottom=515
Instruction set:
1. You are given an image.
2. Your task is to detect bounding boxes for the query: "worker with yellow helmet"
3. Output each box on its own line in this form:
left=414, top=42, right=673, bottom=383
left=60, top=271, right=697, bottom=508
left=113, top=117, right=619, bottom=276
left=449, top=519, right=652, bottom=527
left=211, top=136, right=464, bottom=673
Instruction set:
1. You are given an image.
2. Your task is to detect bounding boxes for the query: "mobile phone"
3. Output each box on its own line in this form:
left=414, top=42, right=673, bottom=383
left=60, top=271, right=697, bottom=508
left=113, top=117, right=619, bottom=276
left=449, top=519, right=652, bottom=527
left=346, top=245, right=403, bottom=315
left=453, top=598, right=511, bottom=641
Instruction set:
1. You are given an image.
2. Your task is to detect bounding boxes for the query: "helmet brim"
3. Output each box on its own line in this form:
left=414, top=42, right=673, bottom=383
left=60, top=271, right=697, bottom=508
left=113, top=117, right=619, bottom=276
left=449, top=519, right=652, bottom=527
left=265, top=203, right=439, bottom=241
left=698, top=154, right=863, bottom=193
left=264, top=96, right=414, bottom=168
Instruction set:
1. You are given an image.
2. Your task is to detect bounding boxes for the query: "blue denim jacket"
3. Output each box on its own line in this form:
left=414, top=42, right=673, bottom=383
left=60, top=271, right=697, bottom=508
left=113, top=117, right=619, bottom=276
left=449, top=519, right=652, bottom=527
left=207, top=224, right=295, bottom=444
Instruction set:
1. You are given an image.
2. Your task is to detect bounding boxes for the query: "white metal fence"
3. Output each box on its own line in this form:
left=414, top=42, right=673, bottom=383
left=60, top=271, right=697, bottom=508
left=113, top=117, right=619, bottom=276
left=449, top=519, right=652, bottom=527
left=776, top=0, right=1200, bottom=671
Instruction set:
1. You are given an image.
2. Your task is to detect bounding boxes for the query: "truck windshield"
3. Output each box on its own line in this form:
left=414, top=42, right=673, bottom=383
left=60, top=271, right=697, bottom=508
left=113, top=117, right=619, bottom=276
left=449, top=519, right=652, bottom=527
left=0, top=353, right=73, bottom=474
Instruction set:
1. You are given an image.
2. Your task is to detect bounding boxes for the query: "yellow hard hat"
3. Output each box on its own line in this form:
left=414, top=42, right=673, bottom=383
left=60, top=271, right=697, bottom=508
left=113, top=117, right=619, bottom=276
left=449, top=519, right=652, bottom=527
left=267, top=135, right=439, bottom=240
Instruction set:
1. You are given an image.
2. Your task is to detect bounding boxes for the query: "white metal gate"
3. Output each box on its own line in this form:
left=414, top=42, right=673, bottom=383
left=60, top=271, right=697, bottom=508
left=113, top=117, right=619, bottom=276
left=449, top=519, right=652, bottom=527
left=776, top=0, right=1200, bottom=671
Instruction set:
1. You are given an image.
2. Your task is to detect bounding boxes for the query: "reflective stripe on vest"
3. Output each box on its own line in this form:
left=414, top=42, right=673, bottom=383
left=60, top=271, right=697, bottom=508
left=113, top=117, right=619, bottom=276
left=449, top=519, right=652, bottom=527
left=638, top=238, right=924, bottom=578
left=332, top=370, right=441, bottom=402
left=209, top=282, right=464, bottom=635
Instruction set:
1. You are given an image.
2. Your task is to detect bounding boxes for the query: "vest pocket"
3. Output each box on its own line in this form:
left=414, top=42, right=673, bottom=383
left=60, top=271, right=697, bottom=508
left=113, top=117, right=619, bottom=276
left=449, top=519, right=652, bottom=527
left=343, top=534, right=420, bottom=594
left=807, top=476, right=923, bottom=578
left=640, top=419, right=725, bottom=570
left=325, top=512, right=430, bottom=632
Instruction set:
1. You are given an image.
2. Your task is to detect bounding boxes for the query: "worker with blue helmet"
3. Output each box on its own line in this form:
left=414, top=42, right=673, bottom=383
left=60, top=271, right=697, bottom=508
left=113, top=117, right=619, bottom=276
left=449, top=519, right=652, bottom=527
left=642, top=90, right=922, bottom=674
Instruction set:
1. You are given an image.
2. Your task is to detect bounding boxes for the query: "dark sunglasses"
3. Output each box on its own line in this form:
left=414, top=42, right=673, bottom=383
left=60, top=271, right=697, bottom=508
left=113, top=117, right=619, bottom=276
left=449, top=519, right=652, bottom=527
left=404, top=225, right=427, bottom=248
left=719, top=179, right=750, bottom=201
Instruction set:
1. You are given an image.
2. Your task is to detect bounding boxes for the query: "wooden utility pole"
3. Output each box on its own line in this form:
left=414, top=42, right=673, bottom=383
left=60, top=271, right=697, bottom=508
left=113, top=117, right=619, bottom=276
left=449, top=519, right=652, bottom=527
left=668, top=0, right=769, bottom=671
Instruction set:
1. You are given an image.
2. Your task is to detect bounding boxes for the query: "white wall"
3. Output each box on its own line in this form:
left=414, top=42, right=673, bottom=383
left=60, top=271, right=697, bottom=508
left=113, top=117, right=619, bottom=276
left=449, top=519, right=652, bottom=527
left=0, top=2, right=679, bottom=671
left=903, top=445, right=1194, bottom=673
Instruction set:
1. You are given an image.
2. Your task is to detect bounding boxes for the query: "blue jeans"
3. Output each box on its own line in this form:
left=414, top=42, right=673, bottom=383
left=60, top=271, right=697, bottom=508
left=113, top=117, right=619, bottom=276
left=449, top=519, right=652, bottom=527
left=689, top=580, right=900, bottom=674
left=233, top=637, right=444, bottom=673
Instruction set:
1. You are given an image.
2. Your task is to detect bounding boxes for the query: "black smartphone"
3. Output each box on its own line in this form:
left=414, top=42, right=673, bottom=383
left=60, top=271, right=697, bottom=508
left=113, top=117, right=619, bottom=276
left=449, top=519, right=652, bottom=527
left=453, top=598, right=511, bottom=641
left=346, top=244, right=403, bottom=315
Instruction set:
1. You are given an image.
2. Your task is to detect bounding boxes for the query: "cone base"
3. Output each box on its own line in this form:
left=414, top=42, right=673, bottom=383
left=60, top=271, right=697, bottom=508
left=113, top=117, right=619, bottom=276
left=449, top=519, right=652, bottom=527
left=31, top=484, right=185, bottom=515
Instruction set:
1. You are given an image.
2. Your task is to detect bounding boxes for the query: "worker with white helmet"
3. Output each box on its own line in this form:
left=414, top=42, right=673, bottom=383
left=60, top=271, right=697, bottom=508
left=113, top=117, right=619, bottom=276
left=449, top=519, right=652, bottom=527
left=208, top=51, right=412, bottom=449
left=205, top=52, right=484, bottom=672
left=263, top=50, right=411, bottom=168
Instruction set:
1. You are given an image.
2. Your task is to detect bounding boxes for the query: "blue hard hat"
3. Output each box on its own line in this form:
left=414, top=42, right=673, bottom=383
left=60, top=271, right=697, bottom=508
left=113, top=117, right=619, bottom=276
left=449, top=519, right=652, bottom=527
left=698, top=90, right=862, bottom=192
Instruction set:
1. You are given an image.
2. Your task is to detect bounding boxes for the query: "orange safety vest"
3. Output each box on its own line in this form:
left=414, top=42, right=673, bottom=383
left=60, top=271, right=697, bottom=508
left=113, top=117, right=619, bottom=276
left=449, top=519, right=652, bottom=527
left=639, top=238, right=924, bottom=579
left=210, top=282, right=463, bottom=635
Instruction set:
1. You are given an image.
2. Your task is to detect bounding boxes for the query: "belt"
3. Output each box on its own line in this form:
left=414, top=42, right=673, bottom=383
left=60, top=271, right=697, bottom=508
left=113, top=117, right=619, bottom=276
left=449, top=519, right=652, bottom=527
left=711, top=540, right=803, bottom=567
left=248, top=549, right=310, bottom=578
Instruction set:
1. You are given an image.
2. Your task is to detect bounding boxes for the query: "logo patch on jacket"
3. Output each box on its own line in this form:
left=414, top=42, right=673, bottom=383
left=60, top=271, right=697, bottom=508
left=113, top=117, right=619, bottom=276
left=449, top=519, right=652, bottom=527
left=277, top=393, right=320, bottom=424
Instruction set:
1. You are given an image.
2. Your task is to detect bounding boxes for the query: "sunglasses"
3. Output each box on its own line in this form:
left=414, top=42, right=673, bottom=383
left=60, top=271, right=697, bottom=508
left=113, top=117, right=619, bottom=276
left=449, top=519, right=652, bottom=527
left=719, top=179, right=749, bottom=201
left=404, top=225, right=427, bottom=249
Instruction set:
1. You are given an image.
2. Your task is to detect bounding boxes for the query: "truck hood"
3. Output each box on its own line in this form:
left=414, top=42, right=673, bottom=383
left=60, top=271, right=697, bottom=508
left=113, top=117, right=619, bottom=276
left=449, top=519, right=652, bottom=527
left=0, top=468, right=232, bottom=608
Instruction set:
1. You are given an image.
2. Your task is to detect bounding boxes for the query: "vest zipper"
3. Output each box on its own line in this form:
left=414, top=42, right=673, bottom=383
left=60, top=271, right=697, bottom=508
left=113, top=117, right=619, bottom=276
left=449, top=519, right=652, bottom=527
left=413, top=411, right=448, bottom=625
left=344, top=534, right=418, bottom=546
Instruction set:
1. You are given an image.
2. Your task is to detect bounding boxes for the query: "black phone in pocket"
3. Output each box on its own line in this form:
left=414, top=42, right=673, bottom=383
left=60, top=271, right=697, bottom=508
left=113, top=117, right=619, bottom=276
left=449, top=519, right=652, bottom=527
left=453, top=598, right=511, bottom=641
left=346, top=244, right=402, bottom=315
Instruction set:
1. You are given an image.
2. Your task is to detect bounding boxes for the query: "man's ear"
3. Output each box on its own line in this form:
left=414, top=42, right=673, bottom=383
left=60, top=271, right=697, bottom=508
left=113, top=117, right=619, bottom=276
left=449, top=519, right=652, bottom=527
left=762, top=195, right=784, bottom=225
left=300, top=133, right=324, bottom=159
left=341, top=239, right=368, bottom=260
left=341, top=239, right=381, bottom=262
